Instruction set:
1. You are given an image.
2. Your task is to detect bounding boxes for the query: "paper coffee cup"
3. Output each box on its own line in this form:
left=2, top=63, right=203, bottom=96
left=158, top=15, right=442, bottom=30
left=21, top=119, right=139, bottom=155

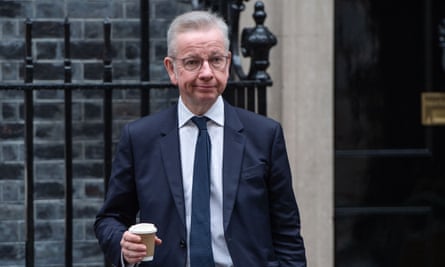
left=129, top=223, right=157, bottom=261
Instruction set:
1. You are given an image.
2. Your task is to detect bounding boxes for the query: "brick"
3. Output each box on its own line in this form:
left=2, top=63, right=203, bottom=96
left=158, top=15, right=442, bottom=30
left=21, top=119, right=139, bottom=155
left=73, top=218, right=85, bottom=241
left=155, top=1, right=180, bottom=20
left=0, top=90, right=23, bottom=100
left=2, top=62, right=20, bottom=81
left=73, top=122, right=104, bottom=140
left=1, top=20, right=19, bottom=39
left=34, top=143, right=65, bottom=160
left=35, top=163, right=65, bottom=181
left=124, top=89, right=141, bottom=100
left=113, top=101, right=139, bottom=119
left=0, top=204, right=24, bottom=220
left=67, top=1, right=113, bottom=19
left=35, top=220, right=64, bottom=241
left=1, top=180, right=23, bottom=202
left=34, top=241, right=64, bottom=265
left=35, top=89, right=64, bottom=100
left=35, top=181, right=65, bottom=199
left=36, top=41, right=59, bottom=60
left=84, top=143, right=104, bottom=160
left=2, top=144, right=24, bottom=161
left=0, top=163, right=24, bottom=180
left=125, top=1, right=139, bottom=19
left=0, top=221, right=20, bottom=242
left=72, top=89, right=103, bottom=100
left=35, top=123, right=64, bottom=140
left=34, top=102, right=64, bottom=120
left=150, top=19, right=169, bottom=39
left=84, top=102, right=102, bottom=120
left=73, top=200, right=102, bottom=219
left=84, top=62, right=104, bottom=80
left=125, top=40, right=139, bottom=60
left=84, top=219, right=98, bottom=240
left=35, top=201, right=64, bottom=220
left=73, top=241, right=103, bottom=263
left=66, top=20, right=83, bottom=40
left=2, top=102, right=18, bottom=120
left=0, top=41, right=25, bottom=60
left=73, top=161, right=103, bottom=179
left=113, top=61, right=139, bottom=80
left=84, top=20, right=104, bottom=39
left=32, top=21, right=65, bottom=38
left=84, top=180, right=104, bottom=198
left=112, top=20, right=140, bottom=39
left=34, top=62, right=65, bottom=80
left=154, top=40, right=167, bottom=61
left=0, top=123, right=24, bottom=139
left=71, top=41, right=108, bottom=60
left=0, top=1, right=23, bottom=18
left=36, top=2, right=65, bottom=19
left=0, top=243, right=25, bottom=264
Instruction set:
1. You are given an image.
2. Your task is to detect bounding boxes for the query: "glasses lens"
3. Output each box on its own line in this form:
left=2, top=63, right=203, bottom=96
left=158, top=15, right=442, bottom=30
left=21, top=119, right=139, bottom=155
left=177, top=56, right=228, bottom=71
left=209, top=56, right=227, bottom=70
left=182, top=58, right=202, bottom=71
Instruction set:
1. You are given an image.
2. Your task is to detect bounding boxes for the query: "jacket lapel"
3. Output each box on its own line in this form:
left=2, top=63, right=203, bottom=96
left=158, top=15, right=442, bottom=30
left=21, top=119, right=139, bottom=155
left=222, top=103, right=245, bottom=231
left=159, top=106, right=186, bottom=228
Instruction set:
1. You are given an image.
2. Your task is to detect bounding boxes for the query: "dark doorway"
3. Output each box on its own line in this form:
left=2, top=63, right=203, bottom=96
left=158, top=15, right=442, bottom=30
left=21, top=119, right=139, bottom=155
left=335, top=0, right=445, bottom=266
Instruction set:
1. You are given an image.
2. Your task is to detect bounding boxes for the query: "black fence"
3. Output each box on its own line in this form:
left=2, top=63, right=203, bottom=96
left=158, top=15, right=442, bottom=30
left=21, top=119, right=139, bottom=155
left=0, top=1, right=276, bottom=266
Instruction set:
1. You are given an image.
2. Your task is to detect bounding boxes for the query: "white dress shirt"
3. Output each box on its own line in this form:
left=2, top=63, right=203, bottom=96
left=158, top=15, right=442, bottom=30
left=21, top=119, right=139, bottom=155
left=178, top=95, right=233, bottom=267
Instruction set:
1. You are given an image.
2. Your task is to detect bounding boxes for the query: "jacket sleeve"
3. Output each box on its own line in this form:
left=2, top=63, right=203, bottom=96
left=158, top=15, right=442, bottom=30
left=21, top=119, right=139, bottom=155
left=94, top=124, right=139, bottom=267
left=268, top=124, right=307, bottom=267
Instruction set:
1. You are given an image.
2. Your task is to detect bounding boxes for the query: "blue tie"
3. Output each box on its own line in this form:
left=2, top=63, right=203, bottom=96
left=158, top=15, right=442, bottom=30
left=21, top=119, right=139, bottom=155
left=189, top=116, right=214, bottom=267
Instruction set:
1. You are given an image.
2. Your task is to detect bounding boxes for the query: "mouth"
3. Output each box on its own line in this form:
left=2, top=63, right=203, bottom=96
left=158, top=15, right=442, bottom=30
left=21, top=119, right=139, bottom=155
left=194, top=84, right=216, bottom=91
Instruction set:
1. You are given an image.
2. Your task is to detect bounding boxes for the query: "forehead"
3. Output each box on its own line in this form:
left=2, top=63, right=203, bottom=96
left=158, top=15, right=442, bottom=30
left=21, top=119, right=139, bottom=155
left=175, top=28, right=226, bottom=55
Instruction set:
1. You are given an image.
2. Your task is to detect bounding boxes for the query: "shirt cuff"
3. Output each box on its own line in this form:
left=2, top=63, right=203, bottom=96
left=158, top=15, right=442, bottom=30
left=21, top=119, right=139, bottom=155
left=121, top=252, right=136, bottom=267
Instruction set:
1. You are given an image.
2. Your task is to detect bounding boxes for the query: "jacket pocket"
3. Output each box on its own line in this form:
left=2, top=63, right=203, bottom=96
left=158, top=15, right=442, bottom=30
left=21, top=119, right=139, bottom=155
left=241, top=163, right=267, bottom=180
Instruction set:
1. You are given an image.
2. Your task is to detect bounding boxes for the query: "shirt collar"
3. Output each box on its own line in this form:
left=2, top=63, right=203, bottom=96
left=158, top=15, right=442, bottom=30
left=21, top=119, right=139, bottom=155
left=178, top=95, right=224, bottom=128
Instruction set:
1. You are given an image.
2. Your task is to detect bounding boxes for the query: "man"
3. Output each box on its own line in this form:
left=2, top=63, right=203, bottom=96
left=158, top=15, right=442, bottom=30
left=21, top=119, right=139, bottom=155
left=94, top=10, right=306, bottom=267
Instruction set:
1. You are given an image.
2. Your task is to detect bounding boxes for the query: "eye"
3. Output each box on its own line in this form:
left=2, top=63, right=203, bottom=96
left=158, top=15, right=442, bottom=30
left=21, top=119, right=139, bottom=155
left=210, top=57, right=225, bottom=65
left=209, top=56, right=226, bottom=67
left=182, top=58, right=201, bottom=69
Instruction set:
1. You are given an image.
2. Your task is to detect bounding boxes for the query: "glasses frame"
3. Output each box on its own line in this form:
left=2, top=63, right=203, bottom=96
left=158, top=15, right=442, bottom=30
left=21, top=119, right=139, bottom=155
left=170, top=55, right=230, bottom=72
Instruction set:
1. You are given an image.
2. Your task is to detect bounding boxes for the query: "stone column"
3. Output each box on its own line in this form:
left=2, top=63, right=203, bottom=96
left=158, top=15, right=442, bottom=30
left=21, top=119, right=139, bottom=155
left=243, top=1, right=334, bottom=267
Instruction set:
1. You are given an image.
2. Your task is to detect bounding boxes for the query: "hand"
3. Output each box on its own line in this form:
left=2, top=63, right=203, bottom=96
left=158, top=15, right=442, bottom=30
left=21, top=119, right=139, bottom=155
left=120, top=231, right=163, bottom=264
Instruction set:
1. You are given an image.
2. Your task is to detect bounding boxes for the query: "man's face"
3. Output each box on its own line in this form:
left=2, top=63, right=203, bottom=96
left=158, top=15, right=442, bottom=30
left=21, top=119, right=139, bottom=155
left=164, top=28, right=231, bottom=115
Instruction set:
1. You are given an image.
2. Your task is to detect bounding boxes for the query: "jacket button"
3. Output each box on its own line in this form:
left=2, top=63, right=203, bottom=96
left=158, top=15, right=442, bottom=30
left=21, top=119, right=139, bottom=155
left=180, top=240, right=186, bottom=248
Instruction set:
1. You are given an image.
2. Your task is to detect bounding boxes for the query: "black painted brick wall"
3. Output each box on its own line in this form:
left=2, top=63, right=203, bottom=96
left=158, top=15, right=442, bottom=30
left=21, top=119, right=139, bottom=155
left=0, top=0, right=189, bottom=266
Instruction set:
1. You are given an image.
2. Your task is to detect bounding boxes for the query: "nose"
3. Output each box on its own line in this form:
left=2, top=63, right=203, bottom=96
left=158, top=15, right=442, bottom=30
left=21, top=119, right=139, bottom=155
left=198, top=60, right=214, bottom=79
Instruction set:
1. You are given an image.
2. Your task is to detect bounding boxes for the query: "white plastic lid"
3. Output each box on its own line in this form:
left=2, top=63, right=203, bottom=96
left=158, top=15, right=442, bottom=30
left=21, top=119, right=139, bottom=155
left=129, top=223, right=157, bottom=234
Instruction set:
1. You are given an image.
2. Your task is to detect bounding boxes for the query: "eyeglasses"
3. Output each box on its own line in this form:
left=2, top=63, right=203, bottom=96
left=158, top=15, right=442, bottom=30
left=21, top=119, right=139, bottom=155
left=171, top=55, right=229, bottom=72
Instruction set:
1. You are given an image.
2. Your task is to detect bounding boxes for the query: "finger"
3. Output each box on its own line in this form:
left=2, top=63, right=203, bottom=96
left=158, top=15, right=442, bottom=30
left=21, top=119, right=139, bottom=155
left=123, top=249, right=145, bottom=264
left=121, top=234, right=147, bottom=264
left=123, top=231, right=142, bottom=243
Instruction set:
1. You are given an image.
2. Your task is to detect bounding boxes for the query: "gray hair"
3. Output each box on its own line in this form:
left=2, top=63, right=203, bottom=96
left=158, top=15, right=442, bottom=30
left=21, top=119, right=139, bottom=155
left=167, top=11, right=230, bottom=57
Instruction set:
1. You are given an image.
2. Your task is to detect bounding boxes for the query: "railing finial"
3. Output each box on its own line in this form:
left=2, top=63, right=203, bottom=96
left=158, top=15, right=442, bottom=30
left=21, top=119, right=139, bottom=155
left=241, top=1, right=277, bottom=81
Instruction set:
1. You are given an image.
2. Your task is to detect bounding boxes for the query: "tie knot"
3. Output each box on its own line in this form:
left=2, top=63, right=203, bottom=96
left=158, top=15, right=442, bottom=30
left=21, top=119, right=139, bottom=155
left=191, top=116, right=209, bottom=131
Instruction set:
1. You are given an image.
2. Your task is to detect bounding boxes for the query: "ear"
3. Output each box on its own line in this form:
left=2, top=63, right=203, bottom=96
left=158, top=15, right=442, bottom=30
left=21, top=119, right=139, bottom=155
left=226, top=51, right=232, bottom=71
left=164, top=57, right=178, bottom=85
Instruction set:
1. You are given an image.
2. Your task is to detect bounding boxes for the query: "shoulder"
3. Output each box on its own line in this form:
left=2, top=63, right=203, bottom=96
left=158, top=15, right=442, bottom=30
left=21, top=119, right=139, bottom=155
left=120, top=104, right=177, bottom=140
left=226, top=103, right=280, bottom=130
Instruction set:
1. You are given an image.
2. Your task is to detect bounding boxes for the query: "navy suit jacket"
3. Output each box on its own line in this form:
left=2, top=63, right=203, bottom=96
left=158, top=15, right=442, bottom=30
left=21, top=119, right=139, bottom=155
left=94, top=100, right=306, bottom=267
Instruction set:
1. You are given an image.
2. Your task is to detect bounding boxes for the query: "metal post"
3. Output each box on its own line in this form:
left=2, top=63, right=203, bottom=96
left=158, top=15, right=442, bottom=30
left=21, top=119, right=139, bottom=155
left=24, top=17, right=35, bottom=267
left=63, top=17, right=73, bottom=267
left=103, top=18, right=113, bottom=194
left=140, top=0, right=150, bottom=116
